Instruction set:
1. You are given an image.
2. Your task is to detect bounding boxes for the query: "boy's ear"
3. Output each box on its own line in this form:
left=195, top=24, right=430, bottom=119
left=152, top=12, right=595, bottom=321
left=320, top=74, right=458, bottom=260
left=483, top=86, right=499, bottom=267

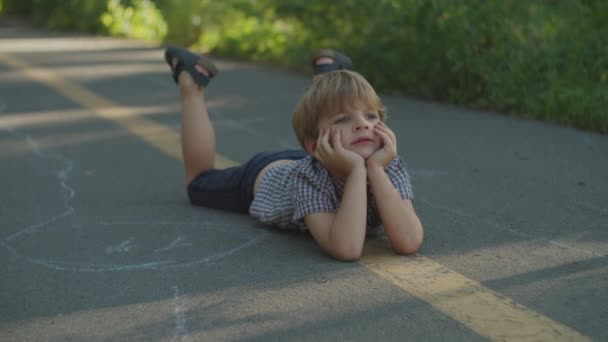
left=304, top=138, right=316, bottom=155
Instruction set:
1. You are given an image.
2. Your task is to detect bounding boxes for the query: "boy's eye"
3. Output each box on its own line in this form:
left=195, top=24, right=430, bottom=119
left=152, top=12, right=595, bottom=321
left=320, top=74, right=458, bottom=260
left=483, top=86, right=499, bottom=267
left=334, top=116, right=348, bottom=124
left=366, top=112, right=379, bottom=120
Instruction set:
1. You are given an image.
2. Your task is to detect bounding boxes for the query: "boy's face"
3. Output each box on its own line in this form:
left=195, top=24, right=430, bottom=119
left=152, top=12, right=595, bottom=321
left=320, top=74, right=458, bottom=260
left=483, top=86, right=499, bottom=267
left=313, top=103, right=382, bottom=159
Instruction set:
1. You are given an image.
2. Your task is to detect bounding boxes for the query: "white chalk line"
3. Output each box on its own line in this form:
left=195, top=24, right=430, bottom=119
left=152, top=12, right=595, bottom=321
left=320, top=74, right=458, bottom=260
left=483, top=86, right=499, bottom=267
left=98, top=221, right=250, bottom=227
left=1, top=125, right=267, bottom=272
left=155, top=236, right=192, bottom=253
left=2, top=126, right=76, bottom=243
left=11, top=232, right=267, bottom=272
left=99, top=220, right=257, bottom=235
left=172, top=285, right=189, bottom=341
left=17, top=256, right=175, bottom=272
left=106, top=237, right=136, bottom=255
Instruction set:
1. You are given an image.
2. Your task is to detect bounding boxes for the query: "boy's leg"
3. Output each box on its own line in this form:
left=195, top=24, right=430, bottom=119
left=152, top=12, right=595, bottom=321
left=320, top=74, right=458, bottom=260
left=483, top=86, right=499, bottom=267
left=171, top=58, right=216, bottom=183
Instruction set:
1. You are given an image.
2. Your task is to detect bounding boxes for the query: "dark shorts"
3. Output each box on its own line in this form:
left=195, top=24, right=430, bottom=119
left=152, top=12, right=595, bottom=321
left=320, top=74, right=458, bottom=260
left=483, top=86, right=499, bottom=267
left=187, top=149, right=307, bottom=213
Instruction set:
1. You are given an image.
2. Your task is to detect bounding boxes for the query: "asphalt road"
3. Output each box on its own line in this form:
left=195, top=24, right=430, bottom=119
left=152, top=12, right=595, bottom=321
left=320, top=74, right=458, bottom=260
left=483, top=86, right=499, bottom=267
left=0, top=19, right=606, bottom=341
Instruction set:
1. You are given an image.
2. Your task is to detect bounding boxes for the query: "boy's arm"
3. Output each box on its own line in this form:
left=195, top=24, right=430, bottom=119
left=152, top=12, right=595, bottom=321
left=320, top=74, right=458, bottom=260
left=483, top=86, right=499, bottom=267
left=304, top=166, right=368, bottom=261
left=366, top=121, right=423, bottom=254
left=303, top=128, right=368, bottom=261
left=367, top=164, right=423, bottom=254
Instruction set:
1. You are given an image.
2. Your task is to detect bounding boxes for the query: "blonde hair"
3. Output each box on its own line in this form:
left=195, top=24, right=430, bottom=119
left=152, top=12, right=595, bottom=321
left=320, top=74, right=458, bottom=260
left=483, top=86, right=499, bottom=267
left=292, top=70, right=386, bottom=149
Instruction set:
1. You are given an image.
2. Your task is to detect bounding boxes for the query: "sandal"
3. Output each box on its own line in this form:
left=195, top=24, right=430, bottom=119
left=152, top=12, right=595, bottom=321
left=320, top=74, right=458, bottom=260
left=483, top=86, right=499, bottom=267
left=164, top=46, right=219, bottom=88
left=310, top=49, right=353, bottom=75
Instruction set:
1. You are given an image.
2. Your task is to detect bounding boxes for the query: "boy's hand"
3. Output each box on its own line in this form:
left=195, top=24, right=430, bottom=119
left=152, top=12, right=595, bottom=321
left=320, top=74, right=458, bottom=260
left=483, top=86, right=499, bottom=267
left=315, top=128, right=365, bottom=178
left=367, top=121, right=397, bottom=169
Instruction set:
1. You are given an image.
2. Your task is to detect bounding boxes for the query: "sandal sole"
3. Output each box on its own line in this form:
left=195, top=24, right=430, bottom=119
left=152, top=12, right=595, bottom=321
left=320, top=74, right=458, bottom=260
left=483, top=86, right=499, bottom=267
left=310, top=49, right=353, bottom=74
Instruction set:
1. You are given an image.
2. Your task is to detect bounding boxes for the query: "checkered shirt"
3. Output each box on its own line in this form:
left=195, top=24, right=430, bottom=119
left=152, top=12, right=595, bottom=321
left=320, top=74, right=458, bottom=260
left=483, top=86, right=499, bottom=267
left=249, top=155, right=414, bottom=231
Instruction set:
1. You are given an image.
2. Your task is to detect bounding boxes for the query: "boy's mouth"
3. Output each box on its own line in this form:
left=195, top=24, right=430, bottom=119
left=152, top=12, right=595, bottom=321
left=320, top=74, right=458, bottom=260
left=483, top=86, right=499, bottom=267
left=351, top=137, right=374, bottom=145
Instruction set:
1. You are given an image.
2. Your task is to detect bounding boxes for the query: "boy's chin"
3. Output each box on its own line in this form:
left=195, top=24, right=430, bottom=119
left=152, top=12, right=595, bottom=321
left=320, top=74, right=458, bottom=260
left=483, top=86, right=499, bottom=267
left=362, top=153, right=375, bottom=160
left=349, top=145, right=381, bottom=160
left=357, top=148, right=379, bottom=160
left=357, top=149, right=378, bottom=160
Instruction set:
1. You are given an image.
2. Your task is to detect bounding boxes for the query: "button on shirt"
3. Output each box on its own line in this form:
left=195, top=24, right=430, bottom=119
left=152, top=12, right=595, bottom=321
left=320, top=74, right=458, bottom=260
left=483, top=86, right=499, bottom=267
left=249, top=155, right=414, bottom=231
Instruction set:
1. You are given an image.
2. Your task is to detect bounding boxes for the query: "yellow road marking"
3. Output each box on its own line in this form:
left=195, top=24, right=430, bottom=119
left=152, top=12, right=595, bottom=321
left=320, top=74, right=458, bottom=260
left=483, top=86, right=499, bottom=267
left=0, top=51, right=591, bottom=342
left=0, top=53, right=236, bottom=168
left=363, top=239, right=590, bottom=341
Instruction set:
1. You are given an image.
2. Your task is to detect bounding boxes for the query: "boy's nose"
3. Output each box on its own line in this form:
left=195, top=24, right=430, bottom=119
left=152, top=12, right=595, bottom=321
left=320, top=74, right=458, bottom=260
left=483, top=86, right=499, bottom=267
left=354, top=120, right=370, bottom=131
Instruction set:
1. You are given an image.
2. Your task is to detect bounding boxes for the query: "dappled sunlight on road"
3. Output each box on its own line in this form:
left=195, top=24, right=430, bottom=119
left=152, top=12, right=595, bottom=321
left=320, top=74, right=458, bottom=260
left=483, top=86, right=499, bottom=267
left=0, top=63, right=169, bottom=82
left=0, top=272, right=420, bottom=341
left=0, top=293, right=179, bottom=341
left=0, top=105, right=179, bottom=130
left=0, top=127, right=129, bottom=157
left=0, top=37, right=154, bottom=53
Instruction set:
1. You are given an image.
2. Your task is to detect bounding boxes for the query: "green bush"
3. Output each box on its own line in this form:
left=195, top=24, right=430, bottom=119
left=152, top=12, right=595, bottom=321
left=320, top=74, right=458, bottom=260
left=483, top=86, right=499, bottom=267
left=179, top=0, right=607, bottom=133
left=6, top=0, right=108, bottom=33
left=3, top=0, right=607, bottom=133
left=1, top=0, right=166, bottom=40
left=101, top=0, right=167, bottom=41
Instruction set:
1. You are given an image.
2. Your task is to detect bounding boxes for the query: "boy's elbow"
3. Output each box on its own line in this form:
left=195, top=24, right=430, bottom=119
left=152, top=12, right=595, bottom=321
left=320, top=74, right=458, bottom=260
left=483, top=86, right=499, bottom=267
left=393, top=240, right=422, bottom=255
left=331, top=246, right=363, bottom=262
left=393, top=231, right=424, bottom=255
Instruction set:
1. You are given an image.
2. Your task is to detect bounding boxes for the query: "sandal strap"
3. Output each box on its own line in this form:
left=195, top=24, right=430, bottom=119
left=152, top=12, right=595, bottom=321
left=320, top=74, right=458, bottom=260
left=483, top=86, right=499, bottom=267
left=172, top=62, right=183, bottom=83
left=183, top=63, right=211, bottom=88
left=165, top=46, right=219, bottom=88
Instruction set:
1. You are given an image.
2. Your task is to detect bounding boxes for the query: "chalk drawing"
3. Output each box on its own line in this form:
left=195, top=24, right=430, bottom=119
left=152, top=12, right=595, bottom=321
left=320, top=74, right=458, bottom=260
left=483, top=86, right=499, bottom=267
left=2, top=129, right=75, bottom=243
left=6, top=230, right=267, bottom=272
left=106, top=238, right=136, bottom=255
left=172, top=285, right=189, bottom=341
left=1, top=124, right=267, bottom=272
left=155, top=235, right=192, bottom=253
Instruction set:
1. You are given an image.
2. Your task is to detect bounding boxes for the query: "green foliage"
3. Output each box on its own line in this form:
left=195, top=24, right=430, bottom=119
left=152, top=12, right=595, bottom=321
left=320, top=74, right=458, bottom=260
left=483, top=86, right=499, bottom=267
left=1, top=0, right=34, bottom=16
left=154, top=0, right=309, bottom=63
left=101, top=0, right=167, bottom=41
left=1, top=0, right=167, bottom=41
left=3, top=0, right=607, bottom=133
left=24, top=0, right=107, bottom=33
left=174, top=0, right=606, bottom=133
left=154, top=0, right=224, bottom=47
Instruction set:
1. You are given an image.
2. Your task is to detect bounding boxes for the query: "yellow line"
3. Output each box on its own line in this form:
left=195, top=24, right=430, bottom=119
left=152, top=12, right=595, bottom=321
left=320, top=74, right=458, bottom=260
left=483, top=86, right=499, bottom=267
left=0, top=52, right=591, bottom=342
left=0, top=53, right=236, bottom=168
left=363, top=239, right=590, bottom=341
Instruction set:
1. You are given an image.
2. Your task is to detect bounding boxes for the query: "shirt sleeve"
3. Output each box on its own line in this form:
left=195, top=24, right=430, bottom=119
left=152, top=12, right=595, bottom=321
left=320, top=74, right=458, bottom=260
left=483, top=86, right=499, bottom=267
left=386, top=156, right=414, bottom=199
left=292, top=171, right=337, bottom=223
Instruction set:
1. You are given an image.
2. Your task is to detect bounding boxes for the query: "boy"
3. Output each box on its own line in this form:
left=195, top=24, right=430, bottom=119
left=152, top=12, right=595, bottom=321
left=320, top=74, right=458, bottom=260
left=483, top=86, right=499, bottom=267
left=164, top=47, right=423, bottom=261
